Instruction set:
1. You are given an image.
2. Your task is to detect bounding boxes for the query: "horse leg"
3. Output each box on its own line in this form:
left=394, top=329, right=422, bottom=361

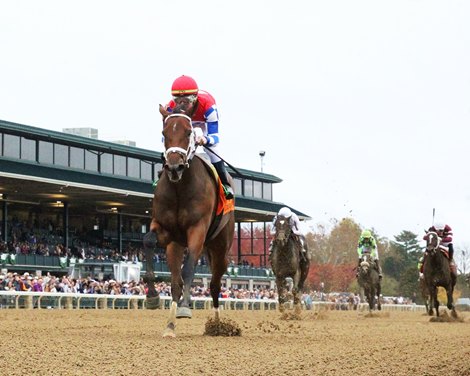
left=276, top=277, right=286, bottom=312
left=163, top=242, right=184, bottom=338
left=143, top=231, right=160, bottom=310
left=446, top=285, right=454, bottom=311
left=430, top=286, right=439, bottom=317
left=177, top=227, right=206, bottom=318
left=207, top=247, right=229, bottom=322
left=292, top=270, right=302, bottom=315
left=427, top=286, right=435, bottom=316
left=376, top=282, right=382, bottom=311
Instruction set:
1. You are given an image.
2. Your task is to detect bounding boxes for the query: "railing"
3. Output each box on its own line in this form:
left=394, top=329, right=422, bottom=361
left=0, top=291, right=426, bottom=312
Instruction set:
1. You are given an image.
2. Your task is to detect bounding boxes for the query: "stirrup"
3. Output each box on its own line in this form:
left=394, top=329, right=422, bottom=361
left=223, top=185, right=234, bottom=199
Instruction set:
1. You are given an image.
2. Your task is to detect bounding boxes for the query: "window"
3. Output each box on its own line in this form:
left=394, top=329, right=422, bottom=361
left=70, top=147, right=84, bottom=169
left=262, top=182, right=272, bottom=201
left=85, top=150, right=98, bottom=171
left=154, top=163, right=163, bottom=181
left=128, top=157, right=140, bottom=178
left=100, top=153, right=113, bottom=174
left=21, top=137, right=36, bottom=161
left=233, top=178, right=242, bottom=196
left=141, top=161, right=153, bottom=181
left=114, top=155, right=126, bottom=176
left=244, top=179, right=253, bottom=197
left=54, top=144, right=69, bottom=167
left=3, top=134, right=20, bottom=158
left=253, top=181, right=262, bottom=199
left=38, top=141, right=53, bottom=164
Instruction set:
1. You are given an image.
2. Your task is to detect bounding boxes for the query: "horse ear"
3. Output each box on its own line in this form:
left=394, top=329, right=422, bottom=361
left=159, top=104, right=169, bottom=118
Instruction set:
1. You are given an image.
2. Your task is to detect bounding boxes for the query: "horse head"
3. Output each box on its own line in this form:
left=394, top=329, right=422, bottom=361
left=359, top=249, right=372, bottom=276
left=424, top=231, right=450, bottom=261
left=159, top=104, right=197, bottom=183
left=273, top=215, right=292, bottom=247
left=425, top=231, right=440, bottom=255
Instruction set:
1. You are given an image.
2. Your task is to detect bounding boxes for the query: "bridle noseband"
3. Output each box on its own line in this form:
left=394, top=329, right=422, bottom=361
left=163, top=113, right=197, bottom=167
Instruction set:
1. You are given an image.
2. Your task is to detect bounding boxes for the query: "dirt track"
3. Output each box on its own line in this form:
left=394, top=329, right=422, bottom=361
left=1, top=308, right=469, bottom=376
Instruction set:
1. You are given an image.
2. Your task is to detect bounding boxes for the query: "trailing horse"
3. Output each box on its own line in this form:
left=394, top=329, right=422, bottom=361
left=143, top=105, right=235, bottom=337
left=357, top=251, right=381, bottom=311
left=423, top=231, right=457, bottom=317
left=270, top=214, right=309, bottom=313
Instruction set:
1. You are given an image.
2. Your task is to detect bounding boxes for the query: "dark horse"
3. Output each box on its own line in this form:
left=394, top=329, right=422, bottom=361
left=423, top=231, right=457, bottom=317
left=143, top=105, right=235, bottom=337
left=357, top=250, right=381, bottom=311
left=270, top=214, right=309, bottom=313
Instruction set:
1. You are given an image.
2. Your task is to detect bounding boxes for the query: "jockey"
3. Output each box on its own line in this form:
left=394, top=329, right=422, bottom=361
left=356, top=229, right=382, bottom=279
left=165, top=75, right=234, bottom=199
left=269, top=207, right=309, bottom=259
left=421, top=222, right=455, bottom=273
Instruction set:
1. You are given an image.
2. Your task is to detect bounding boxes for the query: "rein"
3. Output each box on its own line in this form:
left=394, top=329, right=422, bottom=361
left=163, top=113, right=197, bottom=165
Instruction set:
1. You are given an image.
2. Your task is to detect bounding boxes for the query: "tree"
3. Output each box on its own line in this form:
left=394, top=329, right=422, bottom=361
left=397, top=266, right=419, bottom=298
left=325, top=218, right=361, bottom=265
left=393, top=230, right=422, bottom=261
left=383, top=231, right=421, bottom=280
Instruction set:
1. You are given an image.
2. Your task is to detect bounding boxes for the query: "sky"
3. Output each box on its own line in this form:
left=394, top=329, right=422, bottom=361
left=1, top=1, right=470, bottom=249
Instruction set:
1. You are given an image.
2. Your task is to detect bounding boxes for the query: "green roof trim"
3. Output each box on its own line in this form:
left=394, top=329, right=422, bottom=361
left=1, top=119, right=282, bottom=183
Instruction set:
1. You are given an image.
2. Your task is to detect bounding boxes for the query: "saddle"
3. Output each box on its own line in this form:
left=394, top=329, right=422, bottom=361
left=195, top=155, right=234, bottom=241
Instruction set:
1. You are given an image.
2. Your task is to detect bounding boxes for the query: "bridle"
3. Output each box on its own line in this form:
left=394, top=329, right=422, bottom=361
left=274, top=216, right=292, bottom=245
left=163, top=113, right=197, bottom=168
left=425, top=231, right=440, bottom=255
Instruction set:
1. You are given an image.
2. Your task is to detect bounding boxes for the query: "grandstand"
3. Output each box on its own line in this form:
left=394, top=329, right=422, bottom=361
left=0, top=119, right=309, bottom=285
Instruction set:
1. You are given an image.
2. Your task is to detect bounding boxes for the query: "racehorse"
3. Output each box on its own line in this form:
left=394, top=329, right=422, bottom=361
left=423, top=231, right=456, bottom=317
left=357, top=250, right=382, bottom=311
left=270, top=214, right=309, bottom=313
left=143, top=104, right=235, bottom=337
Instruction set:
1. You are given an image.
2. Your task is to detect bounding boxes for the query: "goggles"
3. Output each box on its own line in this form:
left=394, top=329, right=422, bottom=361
left=173, top=94, right=197, bottom=105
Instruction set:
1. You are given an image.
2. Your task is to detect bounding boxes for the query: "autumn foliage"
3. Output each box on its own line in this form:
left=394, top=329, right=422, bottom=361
left=307, top=262, right=356, bottom=292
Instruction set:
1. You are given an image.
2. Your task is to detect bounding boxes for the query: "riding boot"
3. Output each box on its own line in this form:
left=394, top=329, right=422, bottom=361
left=213, top=161, right=234, bottom=199
left=356, top=258, right=361, bottom=278
left=375, top=259, right=383, bottom=279
left=448, top=243, right=457, bottom=276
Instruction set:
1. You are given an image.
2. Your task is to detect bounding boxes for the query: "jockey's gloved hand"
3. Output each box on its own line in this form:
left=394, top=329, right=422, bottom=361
left=194, top=128, right=207, bottom=145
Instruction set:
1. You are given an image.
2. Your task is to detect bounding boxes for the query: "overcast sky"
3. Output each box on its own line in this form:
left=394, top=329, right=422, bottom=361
left=1, top=1, right=469, bottom=248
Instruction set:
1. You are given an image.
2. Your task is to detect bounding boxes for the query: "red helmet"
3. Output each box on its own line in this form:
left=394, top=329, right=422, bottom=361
left=171, top=75, right=198, bottom=96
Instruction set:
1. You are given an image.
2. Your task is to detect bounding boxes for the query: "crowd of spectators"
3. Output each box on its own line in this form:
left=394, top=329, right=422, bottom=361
left=0, top=271, right=279, bottom=300
left=0, top=271, right=419, bottom=311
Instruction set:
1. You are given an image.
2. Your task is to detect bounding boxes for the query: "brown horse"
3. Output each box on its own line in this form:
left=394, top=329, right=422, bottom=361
left=144, top=104, right=235, bottom=337
left=270, top=215, right=310, bottom=313
left=423, top=231, right=456, bottom=317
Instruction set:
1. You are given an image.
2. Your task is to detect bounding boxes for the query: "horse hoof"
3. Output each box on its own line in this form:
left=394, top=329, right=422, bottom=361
left=176, top=307, right=192, bottom=319
left=162, top=328, right=176, bottom=338
left=146, top=297, right=160, bottom=310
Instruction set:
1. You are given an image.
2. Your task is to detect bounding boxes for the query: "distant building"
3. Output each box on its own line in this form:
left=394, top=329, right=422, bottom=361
left=62, top=127, right=136, bottom=146
left=112, top=140, right=136, bottom=147
left=62, top=127, right=98, bottom=139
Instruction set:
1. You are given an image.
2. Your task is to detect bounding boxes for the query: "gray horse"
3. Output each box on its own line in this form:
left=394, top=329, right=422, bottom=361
left=270, top=215, right=309, bottom=313
left=357, top=252, right=382, bottom=311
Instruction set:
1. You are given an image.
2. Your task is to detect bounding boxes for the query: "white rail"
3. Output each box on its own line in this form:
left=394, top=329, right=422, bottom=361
left=0, top=291, right=426, bottom=312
